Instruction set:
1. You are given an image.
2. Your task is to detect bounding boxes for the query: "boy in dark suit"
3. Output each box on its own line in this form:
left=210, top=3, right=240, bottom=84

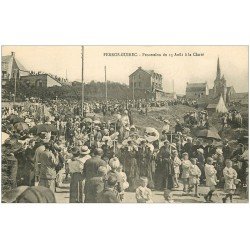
left=97, top=175, right=121, bottom=203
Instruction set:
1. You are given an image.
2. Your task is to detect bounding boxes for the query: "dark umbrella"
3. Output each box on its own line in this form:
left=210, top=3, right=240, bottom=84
left=196, top=129, right=221, bottom=141
left=30, top=124, right=58, bottom=134
left=14, top=122, right=29, bottom=131
left=8, top=115, right=24, bottom=125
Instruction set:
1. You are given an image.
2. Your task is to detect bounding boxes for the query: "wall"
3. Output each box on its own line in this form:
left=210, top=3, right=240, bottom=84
left=186, top=89, right=207, bottom=99
left=129, top=68, right=152, bottom=91
left=47, top=75, right=61, bottom=87
left=20, top=74, right=48, bottom=87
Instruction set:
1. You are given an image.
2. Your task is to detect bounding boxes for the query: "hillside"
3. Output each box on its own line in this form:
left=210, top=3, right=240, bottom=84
left=2, top=81, right=132, bottom=101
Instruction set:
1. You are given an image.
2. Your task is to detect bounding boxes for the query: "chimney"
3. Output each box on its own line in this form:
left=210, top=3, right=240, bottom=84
left=11, top=52, right=15, bottom=57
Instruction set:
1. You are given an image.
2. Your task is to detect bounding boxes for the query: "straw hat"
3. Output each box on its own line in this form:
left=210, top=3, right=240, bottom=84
left=197, top=148, right=204, bottom=154
left=79, top=145, right=90, bottom=155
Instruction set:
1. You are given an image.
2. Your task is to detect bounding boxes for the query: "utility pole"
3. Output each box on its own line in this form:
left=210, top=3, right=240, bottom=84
left=81, top=46, right=84, bottom=116
left=105, top=66, right=107, bottom=108
left=133, top=75, right=135, bottom=106
left=13, top=69, right=17, bottom=105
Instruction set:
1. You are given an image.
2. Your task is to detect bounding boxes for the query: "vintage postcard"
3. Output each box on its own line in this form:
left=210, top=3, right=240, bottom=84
left=1, top=45, right=248, bottom=203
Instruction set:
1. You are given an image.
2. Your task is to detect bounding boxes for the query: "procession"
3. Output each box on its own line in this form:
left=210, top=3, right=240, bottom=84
left=1, top=46, right=249, bottom=203
left=1, top=96, right=248, bottom=203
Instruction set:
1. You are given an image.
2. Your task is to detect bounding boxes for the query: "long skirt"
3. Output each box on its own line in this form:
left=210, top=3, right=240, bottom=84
left=69, top=172, right=83, bottom=203
left=138, top=159, right=154, bottom=189
left=126, top=158, right=140, bottom=192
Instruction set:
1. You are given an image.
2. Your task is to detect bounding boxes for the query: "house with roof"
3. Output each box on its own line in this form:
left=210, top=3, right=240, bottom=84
left=186, top=82, right=209, bottom=100
left=2, top=52, right=68, bottom=88
left=129, top=67, right=170, bottom=100
left=1, top=52, right=29, bottom=85
left=20, top=73, right=62, bottom=88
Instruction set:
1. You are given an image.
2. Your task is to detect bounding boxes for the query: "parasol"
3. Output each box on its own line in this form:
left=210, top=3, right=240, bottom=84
left=30, top=124, right=58, bottom=134
left=145, top=127, right=159, bottom=141
left=14, top=122, right=29, bottom=131
left=145, top=135, right=158, bottom=143
left=93, top=120, right=101, bottom=124
left=196, top=129, right=221, bottom=141
left=83, top=117, right=93, bottom=123
left=145, top=127, right=158, bottom=134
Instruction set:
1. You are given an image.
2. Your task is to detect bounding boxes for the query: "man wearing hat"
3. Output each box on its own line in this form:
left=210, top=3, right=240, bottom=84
left=38, top=142, right=59, bottom=192
left=182, top=136, right=194, bottom=158
left=78, top=146, right=91, bottom=167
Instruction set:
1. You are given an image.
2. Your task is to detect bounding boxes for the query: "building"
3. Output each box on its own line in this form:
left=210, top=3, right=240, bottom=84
left=186, top=82, right=209, bottom=100
left=210, top=57, right=236, bottom=103
left=20, top=74, right=62, bottom=88
left=1, top=52, right=29, bottom=85
left=129, top=67, right=166, bottom=100
left=231, top=92, right=249, bottom=106
left=185, top=57, right=239, bottom=105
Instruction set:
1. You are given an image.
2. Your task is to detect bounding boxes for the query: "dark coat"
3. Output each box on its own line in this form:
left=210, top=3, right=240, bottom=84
left=84, top=177, right=104, bottom=203
left=97, top=188, right=121, bottom=203
left=2, top=186, right=56, bottom=203
left=83, top=156, right=107, bottom=180
left=182, top=142, right=194, bottom=157
left=204, top=145, right=216, bottom=158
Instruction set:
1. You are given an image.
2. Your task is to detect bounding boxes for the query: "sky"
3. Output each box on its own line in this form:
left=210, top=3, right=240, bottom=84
left=2, top=46, right=248, bottom=94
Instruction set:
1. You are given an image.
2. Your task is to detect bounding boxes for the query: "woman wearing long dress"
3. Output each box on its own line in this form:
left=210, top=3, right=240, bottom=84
left=122, top=141, right=139, bottom=191
left=67, top=147, right=84, bottom=203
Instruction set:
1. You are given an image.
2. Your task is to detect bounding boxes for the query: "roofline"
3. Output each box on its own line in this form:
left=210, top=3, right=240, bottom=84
left=129, top=67, right=162, bottom=77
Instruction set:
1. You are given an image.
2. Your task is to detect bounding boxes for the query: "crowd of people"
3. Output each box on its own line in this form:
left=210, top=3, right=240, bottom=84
left=1, top=97, right=248, bottom=203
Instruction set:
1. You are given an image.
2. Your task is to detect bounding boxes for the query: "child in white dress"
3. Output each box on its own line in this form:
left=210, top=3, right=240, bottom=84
left=204, top=157, right=217, bottom=202
left=181, top=152, right=192, bottom=193
left=172, top=150, right=181, bottom=188
left=135, top=177, right=153, bottom=203
left=188, top=158, right=201, bottom=197
left=222, top=159, right=238, bottom=203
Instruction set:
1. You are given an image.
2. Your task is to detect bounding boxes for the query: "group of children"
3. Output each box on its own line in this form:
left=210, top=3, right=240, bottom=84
left=135, top=151, right=239, bottom=203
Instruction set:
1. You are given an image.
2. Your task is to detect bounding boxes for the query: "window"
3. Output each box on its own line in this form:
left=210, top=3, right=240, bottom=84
left=36, top=79, right=43, bottom=87
left=138, top=74, right=140, bottom=79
